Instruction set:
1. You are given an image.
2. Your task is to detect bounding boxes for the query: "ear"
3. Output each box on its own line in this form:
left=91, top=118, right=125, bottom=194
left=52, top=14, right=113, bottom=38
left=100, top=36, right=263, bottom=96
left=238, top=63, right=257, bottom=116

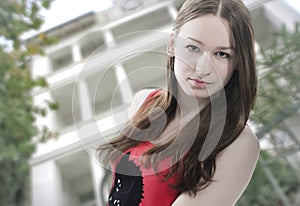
left=167, top=33, right=175, bottom=57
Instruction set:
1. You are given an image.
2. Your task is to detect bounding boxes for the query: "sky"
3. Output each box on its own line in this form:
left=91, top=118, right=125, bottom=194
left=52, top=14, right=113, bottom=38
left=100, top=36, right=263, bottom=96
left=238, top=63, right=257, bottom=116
left=40, top=0, right=114, bottom=30
left=286, top=0, right=300, bottom=13
left=23, top=0, right=300, bottom=39
left=22, top=0, right=114, bottom=39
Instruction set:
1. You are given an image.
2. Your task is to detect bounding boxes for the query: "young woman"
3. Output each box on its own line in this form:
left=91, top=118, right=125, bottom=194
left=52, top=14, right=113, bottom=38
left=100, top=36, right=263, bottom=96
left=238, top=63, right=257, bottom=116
left=98, top=0, right=260, bottom=205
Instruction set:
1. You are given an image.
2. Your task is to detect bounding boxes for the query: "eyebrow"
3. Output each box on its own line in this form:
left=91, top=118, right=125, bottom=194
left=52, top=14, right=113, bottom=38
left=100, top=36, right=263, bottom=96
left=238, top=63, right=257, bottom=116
left=187, top=37, right=235, bottom=51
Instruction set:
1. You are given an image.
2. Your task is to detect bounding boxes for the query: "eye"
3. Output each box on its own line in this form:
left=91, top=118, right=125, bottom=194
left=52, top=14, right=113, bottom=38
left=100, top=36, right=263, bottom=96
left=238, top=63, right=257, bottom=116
left=216, top=51, right=230, bottom=59
left=186, top=45, right=200, bottom=52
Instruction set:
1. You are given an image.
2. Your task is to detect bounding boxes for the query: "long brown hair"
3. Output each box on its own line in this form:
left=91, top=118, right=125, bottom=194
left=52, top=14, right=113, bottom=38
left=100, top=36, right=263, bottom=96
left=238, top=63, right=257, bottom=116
left=98, top=0, right=257, bottom=195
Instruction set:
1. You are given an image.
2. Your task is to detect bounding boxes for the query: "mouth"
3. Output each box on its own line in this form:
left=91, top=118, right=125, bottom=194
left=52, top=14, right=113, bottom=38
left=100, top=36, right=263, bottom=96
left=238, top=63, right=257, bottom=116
left=188, top=78, right=211, bottom=88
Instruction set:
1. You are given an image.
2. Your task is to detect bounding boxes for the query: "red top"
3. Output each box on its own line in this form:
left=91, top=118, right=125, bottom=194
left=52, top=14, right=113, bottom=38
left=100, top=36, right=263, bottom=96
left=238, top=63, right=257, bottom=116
left=108, top=90, right=180, bottom=206
left=108, top=141, right=180, bottom=206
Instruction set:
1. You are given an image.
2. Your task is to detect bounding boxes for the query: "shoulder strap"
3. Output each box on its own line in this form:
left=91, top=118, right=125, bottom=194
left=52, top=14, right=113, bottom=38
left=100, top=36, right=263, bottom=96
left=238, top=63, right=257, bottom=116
left=142, top=89, right=162, bottom=109
left=144, top=89, right=161, bottom=102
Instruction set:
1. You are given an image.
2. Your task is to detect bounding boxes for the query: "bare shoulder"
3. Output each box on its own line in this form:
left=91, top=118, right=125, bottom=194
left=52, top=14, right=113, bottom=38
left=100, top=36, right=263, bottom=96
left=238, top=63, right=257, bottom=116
left=172, top=127, right=260, bottom=206
left=240, top=125, right=259, bottom=141
left=219, top=126, right=260, bottom=162
left=127, top=89, right=155, bottom=119
left=233, top=126, right=260, bottom=153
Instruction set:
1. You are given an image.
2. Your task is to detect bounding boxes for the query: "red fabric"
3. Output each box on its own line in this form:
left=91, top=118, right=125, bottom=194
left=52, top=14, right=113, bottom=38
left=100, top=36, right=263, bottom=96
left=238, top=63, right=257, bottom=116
left=140, top=89, right=162, bottom=109
left=108, top=90, right=180, bottom=206
left=109, top=142, right=179, bottom=206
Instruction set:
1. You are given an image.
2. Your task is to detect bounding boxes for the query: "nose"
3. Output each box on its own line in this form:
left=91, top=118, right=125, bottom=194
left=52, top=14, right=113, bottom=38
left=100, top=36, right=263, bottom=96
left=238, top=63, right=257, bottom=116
left=195, top=52, right=212, bottom=77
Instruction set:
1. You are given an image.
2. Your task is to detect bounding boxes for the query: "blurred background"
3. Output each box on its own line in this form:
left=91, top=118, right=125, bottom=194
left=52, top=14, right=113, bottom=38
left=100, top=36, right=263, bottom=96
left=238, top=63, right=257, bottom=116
left=1, top=0, right=300, bottom=205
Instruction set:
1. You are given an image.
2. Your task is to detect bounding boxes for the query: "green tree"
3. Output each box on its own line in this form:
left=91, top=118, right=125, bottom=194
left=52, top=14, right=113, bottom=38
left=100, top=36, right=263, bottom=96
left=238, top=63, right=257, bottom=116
left=238, top=151, right=300, bottom=205
left=238, top=24, right=300, bottom=205
left=0, top=1, right=57, bottom=205
left=251, top=23, right=300, bottom=132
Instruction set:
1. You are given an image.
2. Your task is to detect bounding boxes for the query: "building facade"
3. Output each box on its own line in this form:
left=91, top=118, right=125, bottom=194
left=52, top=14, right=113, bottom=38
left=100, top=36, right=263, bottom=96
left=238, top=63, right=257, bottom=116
left=29, top=0, right=300, bottom=205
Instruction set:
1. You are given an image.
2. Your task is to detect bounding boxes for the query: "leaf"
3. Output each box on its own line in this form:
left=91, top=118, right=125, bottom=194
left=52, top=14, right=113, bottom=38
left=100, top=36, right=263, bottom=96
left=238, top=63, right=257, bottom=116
left=0, top=0, right=54, bottom=203
left=31, top=18, right=43, bottom=30
left=1, top=143, right=17, bottom=159
left=42, top=0, right=52, bottom=9
left=46, top=100, right=59, bottom=110
left=34, top=76, right=48, bottom=88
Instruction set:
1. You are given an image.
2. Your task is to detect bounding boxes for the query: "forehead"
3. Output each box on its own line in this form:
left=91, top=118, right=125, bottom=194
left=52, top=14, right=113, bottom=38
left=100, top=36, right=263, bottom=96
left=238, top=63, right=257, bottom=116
left=177, top=14, right=235, bottom=49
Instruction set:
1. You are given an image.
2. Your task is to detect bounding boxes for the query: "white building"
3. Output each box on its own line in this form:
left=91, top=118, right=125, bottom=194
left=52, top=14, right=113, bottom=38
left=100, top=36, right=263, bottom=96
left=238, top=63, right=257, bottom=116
left=29, top=0, right=300, bottom=205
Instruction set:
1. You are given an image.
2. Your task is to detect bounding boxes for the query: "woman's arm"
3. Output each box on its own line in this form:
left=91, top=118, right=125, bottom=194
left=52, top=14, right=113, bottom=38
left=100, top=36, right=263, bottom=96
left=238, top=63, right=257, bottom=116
left=172, top=127, right=260, bottom=206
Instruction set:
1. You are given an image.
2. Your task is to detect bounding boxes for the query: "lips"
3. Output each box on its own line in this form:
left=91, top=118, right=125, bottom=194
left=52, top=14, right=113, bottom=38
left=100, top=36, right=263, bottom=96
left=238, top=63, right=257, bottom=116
left=193, top=78, right=207, bottom=83
left=188, top=77, right=211, bottom=88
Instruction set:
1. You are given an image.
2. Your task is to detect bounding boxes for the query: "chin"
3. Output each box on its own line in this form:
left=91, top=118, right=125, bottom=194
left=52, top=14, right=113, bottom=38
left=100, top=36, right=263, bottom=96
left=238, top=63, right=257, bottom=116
left=183, top=88, right=210, bottom=100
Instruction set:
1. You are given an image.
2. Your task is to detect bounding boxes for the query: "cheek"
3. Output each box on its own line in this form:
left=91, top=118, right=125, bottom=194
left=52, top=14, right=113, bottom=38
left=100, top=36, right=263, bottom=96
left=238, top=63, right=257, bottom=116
left=173, top=60, right=184, bottom=79
left=219, top=67, right=235, bottom=85
left=214, top=60, right=235, bottom=83
left=174, top=58, right=193, bottom=76
left=173, top=60, right=191, bottom=89
left=174, top=67, right=183, bottom=84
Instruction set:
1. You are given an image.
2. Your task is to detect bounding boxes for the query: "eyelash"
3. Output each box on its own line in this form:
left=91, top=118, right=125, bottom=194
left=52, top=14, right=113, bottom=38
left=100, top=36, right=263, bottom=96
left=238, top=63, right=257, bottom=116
left=186, top=45, right=200, bottom=52
left=216, top=52, right=230, bottom=59
left=186, top=45, right=230, bottom=59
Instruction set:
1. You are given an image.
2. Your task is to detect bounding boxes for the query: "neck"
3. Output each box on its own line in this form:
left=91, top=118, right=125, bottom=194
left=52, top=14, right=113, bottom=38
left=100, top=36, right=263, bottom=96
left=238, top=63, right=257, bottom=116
left=175, top=86, right=209, bottom=120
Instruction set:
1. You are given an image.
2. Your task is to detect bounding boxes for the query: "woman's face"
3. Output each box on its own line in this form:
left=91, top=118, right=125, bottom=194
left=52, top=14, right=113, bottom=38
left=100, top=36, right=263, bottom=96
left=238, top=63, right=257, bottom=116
left=173, top=14, right=236, bottom=101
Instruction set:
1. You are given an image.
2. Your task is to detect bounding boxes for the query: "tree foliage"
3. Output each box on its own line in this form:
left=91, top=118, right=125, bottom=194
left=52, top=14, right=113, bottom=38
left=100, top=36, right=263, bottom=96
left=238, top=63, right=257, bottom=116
left=250, top=23, right=300, bottom=132
left=0, top=1, right=56, bottom=205
left=238, top=24, right=300, bottom=205
left=237, top=151, right=300, bottom=206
